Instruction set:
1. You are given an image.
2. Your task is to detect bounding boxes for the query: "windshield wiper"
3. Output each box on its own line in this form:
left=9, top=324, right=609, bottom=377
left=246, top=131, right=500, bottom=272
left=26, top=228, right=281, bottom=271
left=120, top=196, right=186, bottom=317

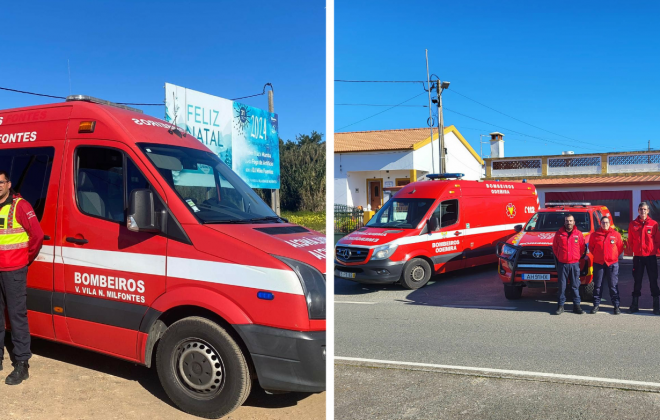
left=246, top=216, right=283, bottom=223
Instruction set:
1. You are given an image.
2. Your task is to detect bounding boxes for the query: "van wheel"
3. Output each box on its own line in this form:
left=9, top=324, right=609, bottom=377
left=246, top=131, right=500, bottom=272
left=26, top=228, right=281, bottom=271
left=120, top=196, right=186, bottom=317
left=156, top=317, right=251, bottom=419
left=504, top=284, right=523, bottom=300
left=399, top=258, right=432, bottom=289
left=580, top=282, right=595, bottom=302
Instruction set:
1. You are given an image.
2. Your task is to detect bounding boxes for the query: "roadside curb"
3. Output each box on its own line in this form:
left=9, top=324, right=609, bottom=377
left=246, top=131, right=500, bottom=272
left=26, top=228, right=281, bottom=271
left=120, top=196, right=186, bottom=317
left=335, top=357, right=660, bottom=393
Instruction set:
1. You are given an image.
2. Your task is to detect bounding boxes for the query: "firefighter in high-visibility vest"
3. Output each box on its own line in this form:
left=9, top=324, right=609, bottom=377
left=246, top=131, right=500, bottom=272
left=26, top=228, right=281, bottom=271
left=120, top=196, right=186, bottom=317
left=0, top=170, right=44, bottom=385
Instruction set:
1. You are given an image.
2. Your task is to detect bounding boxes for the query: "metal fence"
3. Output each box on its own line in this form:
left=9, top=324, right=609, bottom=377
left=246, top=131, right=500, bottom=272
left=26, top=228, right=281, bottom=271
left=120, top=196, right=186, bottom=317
left=334, top=204, right=364, bottom=234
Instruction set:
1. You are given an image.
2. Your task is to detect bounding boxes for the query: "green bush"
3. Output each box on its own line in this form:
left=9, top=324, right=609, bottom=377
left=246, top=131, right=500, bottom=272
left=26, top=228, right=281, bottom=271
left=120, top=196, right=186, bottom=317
left=282, top=210, right=326, bottom=233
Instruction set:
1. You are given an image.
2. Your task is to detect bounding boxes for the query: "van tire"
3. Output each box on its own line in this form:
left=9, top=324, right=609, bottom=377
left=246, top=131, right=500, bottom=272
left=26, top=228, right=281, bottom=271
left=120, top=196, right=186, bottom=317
left=399, top=258, right=432, bottom=289
left=156, top=317, right=251, bottom=419
left=579, top=282, right=595, bottom=302
left=504, top=284, right=523, bottom=300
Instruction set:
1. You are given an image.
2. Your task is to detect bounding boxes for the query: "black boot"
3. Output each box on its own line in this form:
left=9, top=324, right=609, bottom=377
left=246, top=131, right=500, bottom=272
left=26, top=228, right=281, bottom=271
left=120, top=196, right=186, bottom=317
left=590, top=305, right=599, bottom=314
left=654, top=297, right=660, bottom=315
left=613, top=305, right=621, bottom=315
left=573, top=305, right=584, bottom=314
left=555, top=305, right=564, bottom=315
left=5, top=361, right=29, bottom=385
left=629, top=296, right=639, bottom=313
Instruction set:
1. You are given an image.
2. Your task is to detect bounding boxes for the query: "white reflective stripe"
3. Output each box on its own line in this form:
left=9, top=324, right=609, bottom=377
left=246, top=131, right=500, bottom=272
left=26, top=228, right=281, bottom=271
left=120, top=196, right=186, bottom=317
left=167, top=256, right=304, bottom=296
left=34, top=245, right=55, bottom=263
left=60, top=247, right=166, bottom=276
left=348, top=223, right=521, bottom=249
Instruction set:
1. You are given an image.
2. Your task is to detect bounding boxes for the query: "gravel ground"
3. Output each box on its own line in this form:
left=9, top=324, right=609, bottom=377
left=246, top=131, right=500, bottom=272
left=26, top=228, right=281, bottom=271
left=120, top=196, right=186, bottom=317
left=0, top=337, right=324, bottom=420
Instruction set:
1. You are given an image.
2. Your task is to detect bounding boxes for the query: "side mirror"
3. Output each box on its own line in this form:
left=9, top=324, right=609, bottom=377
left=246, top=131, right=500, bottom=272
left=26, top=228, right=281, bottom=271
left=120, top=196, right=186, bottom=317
left=128, top=189, right=159, bottom=233
left=514, top=224, right=523, bottom=233
left=428, top=216, right=440, bottom=232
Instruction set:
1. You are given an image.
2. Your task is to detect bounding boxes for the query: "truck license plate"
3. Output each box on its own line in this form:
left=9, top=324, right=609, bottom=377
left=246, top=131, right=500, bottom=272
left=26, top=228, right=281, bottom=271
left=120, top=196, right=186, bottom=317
left=522, top=273, right=550, bottom=280
left=339, top=271, right=356, bottom=279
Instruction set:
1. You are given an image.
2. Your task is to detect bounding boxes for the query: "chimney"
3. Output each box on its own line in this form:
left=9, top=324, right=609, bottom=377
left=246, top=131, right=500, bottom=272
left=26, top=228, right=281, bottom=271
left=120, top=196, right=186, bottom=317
left=490, top=132, right=504, bottom=158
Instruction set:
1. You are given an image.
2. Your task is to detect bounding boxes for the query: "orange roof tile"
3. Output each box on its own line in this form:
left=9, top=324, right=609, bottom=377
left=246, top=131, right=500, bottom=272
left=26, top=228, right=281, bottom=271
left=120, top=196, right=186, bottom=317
left=505, top=175, right=660, bottom=186
left=335, top=127, right=438, bottom=153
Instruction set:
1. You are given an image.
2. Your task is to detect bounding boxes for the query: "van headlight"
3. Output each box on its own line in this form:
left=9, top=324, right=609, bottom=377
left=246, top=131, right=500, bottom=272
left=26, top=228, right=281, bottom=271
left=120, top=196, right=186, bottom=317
left=273, top=255, right=326, bottom=320
left=370, top=244, right=398, bottom=261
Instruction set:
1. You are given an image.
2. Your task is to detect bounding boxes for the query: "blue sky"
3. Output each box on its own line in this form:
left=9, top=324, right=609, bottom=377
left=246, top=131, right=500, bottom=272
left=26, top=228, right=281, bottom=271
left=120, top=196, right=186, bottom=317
left=0, top=1, right=325, bottom=142
left=335, top=0, right=660, bottom=157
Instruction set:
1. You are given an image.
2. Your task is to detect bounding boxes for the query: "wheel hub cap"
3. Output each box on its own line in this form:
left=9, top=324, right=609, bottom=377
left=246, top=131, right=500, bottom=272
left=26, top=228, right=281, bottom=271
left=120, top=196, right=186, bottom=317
left=411, top=266, right=425, bottom=281
left=175, top=339, right=224, bottom=397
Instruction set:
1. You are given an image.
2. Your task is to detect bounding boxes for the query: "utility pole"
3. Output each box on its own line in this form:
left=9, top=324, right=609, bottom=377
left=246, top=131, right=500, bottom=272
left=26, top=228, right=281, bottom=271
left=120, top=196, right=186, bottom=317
left=436, top=82, right=446, bottom=174
left=268, top=89, right=281, bottom=216
left=425, top=50, right=435, bottom=174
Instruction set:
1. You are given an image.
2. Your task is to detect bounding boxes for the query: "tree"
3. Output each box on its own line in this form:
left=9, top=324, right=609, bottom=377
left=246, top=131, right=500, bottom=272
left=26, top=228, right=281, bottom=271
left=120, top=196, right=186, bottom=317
left=255, top=131, right=326, bottom=212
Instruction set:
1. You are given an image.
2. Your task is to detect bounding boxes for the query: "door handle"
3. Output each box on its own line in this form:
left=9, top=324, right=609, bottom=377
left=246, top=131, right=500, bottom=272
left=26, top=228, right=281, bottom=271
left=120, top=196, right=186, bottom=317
left=66, top=237, right=88, bottom=245
left=44, top=235, right=51, bottom=241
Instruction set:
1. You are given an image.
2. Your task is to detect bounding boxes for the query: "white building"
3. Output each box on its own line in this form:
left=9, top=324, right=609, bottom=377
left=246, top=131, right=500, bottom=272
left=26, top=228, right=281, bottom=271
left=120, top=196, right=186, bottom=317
left=334, top=126, right=484, bottom=209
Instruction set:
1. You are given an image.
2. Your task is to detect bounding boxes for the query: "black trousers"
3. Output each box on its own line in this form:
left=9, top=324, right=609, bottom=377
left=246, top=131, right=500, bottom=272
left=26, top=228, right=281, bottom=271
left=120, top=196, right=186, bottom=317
left=632, top=255, right=660, bottom=298
left=593, top=262, right=620, bottom=306
left=0, top=266, right=31, bottom=362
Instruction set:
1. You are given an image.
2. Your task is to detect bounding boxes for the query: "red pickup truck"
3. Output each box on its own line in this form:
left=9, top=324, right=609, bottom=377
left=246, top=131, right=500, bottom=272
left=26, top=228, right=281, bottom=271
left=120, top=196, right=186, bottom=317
left=497, top=203, right=613, bottom=301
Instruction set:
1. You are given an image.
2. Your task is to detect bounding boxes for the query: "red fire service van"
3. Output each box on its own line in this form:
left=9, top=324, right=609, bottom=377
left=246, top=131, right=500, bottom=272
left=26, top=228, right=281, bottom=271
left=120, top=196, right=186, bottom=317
left=0, top=96, right=325, bottom=419
left=335, top=175, right=539, bottom=289
left=497, top=203, right=612, bottom=301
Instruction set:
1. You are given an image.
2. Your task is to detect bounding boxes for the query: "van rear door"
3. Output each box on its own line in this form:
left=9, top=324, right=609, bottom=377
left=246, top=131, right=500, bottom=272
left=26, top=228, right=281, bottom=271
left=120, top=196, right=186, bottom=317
left=59, top=140, right=167, bottom=361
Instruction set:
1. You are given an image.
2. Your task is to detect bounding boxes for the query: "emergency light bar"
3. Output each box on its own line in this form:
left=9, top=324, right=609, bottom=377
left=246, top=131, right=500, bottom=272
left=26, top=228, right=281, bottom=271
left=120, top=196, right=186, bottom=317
left=426, top=173, right=465, bottom=180
left=66, top=95, right=144, bottom=114
left=545, top=202, right=591, bottom=208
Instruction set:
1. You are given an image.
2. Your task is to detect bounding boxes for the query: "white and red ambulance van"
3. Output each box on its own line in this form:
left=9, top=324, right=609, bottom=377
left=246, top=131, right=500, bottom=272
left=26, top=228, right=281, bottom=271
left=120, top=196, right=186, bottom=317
left=335, top=176, right=538, bottom=289
left=0, top=96, right=325, bottom=418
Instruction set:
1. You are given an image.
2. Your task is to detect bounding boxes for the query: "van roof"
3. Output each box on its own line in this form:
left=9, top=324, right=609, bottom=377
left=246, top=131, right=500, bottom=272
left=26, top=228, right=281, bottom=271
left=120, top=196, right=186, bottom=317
left=0, top=99, right=209, bottom=152
left=394, top=179, right=535, bottom=199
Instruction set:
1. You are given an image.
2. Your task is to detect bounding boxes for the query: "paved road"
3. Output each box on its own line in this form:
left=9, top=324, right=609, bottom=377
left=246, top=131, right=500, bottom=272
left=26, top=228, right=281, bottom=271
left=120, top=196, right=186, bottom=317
left=335, top=261, right=660, bottom=418
left=0, top=337, right=324, bottom=420
left=336, top=363, right=660, bottom=420
left=336, top=261, right=660, bottom=382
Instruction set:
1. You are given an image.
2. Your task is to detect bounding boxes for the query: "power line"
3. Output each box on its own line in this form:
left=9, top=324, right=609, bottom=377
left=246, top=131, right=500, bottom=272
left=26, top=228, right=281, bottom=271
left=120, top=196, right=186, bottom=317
left=337, top=92, right=427, bottom=131
left=335, top=79, right=426, bottom=83
left=336, top=103, right=427, bottom=107
left=0, top=84, right=274, bottom=107
left=0, top=86, right=65, bottom=99
left=445, top=88, right=611, bottom=149
left=443, top=106, right=601, bottom=152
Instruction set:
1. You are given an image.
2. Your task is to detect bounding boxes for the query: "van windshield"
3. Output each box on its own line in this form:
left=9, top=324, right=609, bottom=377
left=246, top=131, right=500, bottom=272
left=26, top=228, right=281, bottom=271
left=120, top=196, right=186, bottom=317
left=138, top=143, right=280, bottom=224
left=366, top=198, right=435, bottom=229
left=525, top=211, right=591, bottom=232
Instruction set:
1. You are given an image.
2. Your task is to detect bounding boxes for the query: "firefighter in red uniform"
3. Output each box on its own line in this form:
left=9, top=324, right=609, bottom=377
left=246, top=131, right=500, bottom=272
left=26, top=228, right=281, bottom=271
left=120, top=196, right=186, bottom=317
left=588, top=216, right=624, bottom=314
left=0, top=171, right=44, bottom=385
left=628, top=202, right=660, bottom=314
left=552, top=214, right=586, bottom=315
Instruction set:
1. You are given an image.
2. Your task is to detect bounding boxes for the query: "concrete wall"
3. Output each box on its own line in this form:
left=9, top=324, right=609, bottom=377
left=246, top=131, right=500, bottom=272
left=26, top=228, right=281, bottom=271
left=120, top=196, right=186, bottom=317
left=334, top=131, right=484, bottom=207
left=412, top=132, right=483, bottom=180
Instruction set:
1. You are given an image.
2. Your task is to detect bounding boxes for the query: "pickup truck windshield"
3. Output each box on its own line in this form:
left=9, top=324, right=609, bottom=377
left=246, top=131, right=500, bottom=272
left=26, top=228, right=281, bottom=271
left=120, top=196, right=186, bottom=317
left=366, top=198, right=434, bottom=229
left=525, top=211, right=591, bottom=232
left=138, top=143, right=280, bottom=224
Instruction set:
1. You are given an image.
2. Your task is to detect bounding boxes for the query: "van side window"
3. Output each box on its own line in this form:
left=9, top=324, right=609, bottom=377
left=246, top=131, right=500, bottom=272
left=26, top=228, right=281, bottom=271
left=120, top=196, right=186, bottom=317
left=431, top=199, right=459, bottom=228
left=76, top=147, right=125, bottom=223
left=0, top=147, right=55, bottom=221
left=592, top=212, right=600, bottom=230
